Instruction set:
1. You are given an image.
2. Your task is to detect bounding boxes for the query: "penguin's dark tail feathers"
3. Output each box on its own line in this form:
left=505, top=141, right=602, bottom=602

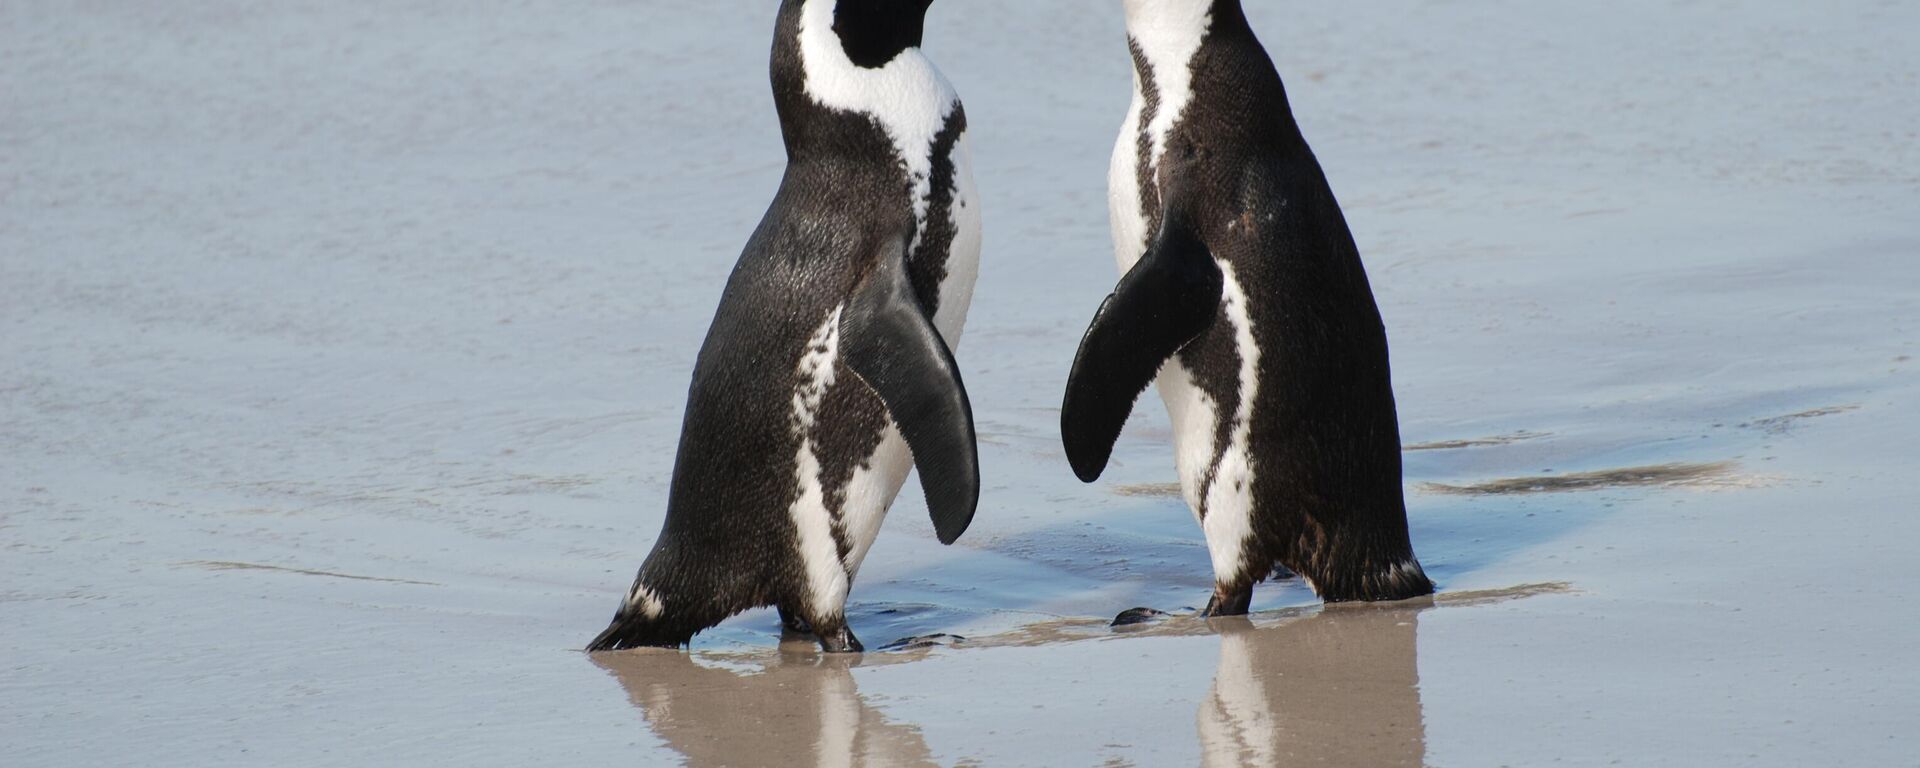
left=1316, top=558, right=1437, bottom=604
left=586, top=608, right=691, bottom=652
left=585, top=584, right=696, bottom=652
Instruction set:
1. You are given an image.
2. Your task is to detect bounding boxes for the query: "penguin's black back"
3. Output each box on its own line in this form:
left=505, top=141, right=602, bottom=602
left=1162, top=5, right=1423, bottom=596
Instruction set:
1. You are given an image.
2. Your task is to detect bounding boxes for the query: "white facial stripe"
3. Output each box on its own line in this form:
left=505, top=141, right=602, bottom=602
left=1200, top=261, right=1262, bottom=584
left=797, top=0, right=960, bottom=253
left=1122, top=0, right=1213, bottom=167
left=788, top=307, right=852, bottom=619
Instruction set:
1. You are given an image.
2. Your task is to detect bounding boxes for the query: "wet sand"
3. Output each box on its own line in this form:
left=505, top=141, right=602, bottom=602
left=595, top=585, right=1563, bottom=767
left=6, top=1, right=1920, bottom=766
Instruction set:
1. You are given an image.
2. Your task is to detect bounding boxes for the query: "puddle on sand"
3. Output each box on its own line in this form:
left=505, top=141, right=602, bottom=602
left=1417, top=461, right=1760, bottom=496
left=592, top=583, right=1568, bottom=768
left=1111, top=482, right=1183, bottom=498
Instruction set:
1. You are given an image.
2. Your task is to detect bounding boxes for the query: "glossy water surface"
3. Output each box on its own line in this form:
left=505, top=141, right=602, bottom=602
left=5, top=1, right=1918, bottom=766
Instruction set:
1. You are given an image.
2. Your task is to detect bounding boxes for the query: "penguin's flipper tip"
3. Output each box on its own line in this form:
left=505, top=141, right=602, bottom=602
left=841, top=237, right=980, bottom=545
left=1061, top=219, right=1222, bottom=483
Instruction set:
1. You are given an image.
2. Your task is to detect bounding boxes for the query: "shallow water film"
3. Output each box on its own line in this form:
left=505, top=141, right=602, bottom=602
left=6, top=1, right=1919, bottom=766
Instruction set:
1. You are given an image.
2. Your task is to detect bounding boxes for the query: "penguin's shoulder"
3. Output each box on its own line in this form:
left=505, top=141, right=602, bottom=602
left=1197, top=148, right=1342, bottom=240
left=734, top=185, right=873, bottom=270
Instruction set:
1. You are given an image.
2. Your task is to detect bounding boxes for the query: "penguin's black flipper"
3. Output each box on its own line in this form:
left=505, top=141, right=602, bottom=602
left=840, top=238, right=980, bottom=545
left=1061, top=216, right=1222, bottom=482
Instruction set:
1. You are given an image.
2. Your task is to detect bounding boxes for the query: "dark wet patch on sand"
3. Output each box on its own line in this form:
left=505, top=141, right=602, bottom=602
left=1419, top=461, right=1744, bottom=495
left=1741, top=404, right=1858, bottom=434
left=1404, top=430, right=1552, bottom=451
left=1111, top=482, right=1183, bottom=498
left=184, top=560, right=440, bottom=586
left=1435, top=581, right=1575, bottom=606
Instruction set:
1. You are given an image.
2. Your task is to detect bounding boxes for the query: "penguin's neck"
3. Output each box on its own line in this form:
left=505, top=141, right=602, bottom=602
left=1123, top=0, right=1220, bottom=169
left=1123, top=0, right=1219, bottom=66
left=1122, top=0, right=1282, bottom=155
left=774, top=0, right=957, bottom=166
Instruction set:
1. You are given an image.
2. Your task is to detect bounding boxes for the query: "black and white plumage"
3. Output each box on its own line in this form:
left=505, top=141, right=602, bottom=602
left=1063, top=0, right=1433, bottom=612
left=590, top=0, right=980, bottom=653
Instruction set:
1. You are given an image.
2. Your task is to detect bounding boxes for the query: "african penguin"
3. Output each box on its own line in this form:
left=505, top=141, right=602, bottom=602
left=1061, top=0, right=1433, bottom=614
left=590, top=0, right=981, bottom=653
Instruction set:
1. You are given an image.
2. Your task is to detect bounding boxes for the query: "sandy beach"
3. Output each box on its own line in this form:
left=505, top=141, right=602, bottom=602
left=5, top=1, right=1918, bottom=765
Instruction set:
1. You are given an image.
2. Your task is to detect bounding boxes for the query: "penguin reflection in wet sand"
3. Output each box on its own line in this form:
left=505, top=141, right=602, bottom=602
left=590, top=0, right=980, bottom=653
left=1063, top=0, right=1433, bottom=616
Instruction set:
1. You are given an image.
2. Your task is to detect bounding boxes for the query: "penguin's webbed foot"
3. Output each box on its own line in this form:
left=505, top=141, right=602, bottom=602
left=814, top=622, right=865, bottom=654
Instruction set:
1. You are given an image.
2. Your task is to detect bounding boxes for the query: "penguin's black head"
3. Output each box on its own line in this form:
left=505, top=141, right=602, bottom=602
left=831, top=0, right=936, bottom=68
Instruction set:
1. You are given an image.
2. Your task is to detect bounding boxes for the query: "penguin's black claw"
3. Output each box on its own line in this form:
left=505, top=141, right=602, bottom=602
left=1111, top=607, right=1171, bottom=627
left=1198, top=588, right=1253, bottom=617
left=816, top=625, right=864, bottom=654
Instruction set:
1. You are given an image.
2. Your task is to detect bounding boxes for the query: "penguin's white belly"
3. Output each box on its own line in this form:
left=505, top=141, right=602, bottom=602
left=1151, top=263, right=1260, bottom=584
left=834, top=427, right=913, bottom=577
left=1155, top=363, right=1216, bottom=519
left=1156, top=358, right=1254, bottom=584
